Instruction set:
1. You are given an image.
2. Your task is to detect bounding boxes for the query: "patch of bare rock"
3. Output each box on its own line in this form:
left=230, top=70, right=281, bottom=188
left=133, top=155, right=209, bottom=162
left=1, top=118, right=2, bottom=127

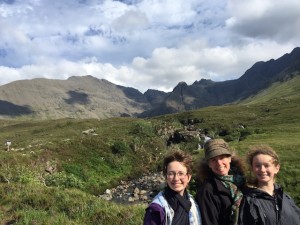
left=99, top=172, right=165, bottom=205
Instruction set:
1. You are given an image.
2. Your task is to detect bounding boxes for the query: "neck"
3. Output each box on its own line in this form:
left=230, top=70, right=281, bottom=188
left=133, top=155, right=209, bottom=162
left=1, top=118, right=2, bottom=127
left=257, top=182, right=274, bottom=195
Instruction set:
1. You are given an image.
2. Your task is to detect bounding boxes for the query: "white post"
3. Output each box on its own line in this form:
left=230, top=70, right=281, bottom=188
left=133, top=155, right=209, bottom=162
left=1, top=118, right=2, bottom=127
left=6, top=140, right=11, bottom=151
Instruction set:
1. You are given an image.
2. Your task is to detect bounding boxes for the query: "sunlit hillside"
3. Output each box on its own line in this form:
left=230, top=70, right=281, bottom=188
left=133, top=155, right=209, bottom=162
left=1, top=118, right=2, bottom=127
left=0, top=75, right=299, bottom=224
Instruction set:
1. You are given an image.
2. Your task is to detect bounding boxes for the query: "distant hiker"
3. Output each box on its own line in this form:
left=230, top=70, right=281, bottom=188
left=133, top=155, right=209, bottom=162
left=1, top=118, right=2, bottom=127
left=238, top=145, right=300, bottom=225
left=5, top=140, right=11, bottom=151
left=143, top=150, right=202, bottom=225
left=195, top=139, right=246, bottom=225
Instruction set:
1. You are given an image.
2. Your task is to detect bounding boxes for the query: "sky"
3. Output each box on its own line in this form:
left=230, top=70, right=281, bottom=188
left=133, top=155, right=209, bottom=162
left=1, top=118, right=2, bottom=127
left=0, top=0, right=300, bottom=93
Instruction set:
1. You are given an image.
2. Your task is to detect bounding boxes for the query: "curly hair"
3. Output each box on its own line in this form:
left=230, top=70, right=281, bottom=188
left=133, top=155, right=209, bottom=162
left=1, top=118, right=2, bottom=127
left=247, top=144, right=280, bottom=167
left=246, top=144, right=280, bottom=186
left=163, top=150, right=193, bottom=176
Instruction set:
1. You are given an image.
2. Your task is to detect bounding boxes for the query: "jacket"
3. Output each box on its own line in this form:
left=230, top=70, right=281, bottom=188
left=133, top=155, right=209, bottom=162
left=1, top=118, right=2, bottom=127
left=238, top=185, right=300, bottom=225
left=196, top=176, right=234, bottom=225
left=143, top=191, right=202, bottom=225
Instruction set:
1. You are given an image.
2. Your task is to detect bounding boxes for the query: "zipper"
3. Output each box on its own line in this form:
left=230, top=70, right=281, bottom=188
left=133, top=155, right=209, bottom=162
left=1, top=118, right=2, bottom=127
left=274, top=193, right=279, bottom=225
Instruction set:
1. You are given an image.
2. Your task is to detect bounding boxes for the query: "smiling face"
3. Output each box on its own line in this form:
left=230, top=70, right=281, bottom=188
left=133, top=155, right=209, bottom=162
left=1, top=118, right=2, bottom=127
left=251, top=154, right=280, bottom=186
left=208, top=154, right=231, bottom=176
left=166, top=161, right=191, bottom=196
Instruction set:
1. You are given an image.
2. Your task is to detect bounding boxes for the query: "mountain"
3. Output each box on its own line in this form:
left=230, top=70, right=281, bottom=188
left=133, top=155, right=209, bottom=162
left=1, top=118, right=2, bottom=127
left=0, top=75, right=152, bottom=119
left=1, top=47, right=300, bottom=120
left=139, top=47, right=300, bottom=117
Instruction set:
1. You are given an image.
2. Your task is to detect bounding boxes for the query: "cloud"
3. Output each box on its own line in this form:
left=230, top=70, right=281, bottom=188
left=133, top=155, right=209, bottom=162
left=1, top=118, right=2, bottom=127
left=0, top=0, right=299, bottom=93
left=226, top=0, right=300, bottom=42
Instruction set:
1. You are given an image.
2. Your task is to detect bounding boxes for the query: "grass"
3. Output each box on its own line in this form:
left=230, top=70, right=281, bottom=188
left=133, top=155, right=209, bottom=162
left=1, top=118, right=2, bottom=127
left=0, top=75, right=300, bottom=223
left=0, top=183, right=145, bottom=224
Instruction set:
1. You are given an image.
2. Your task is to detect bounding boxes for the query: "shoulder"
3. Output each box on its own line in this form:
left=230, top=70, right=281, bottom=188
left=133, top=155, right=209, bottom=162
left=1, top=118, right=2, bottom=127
left=152, top=191, right=167, bottom=206
left=199, top=179, right=214, bottom=190
left=146, top=202, right=164, bottom=212
left=198, top=177, right=231, bottom=196
left=282, top=191, right=300, bottom=208
left=144, top=203, right=165, bottom=225
left=241, top=186, right=258, bottom=195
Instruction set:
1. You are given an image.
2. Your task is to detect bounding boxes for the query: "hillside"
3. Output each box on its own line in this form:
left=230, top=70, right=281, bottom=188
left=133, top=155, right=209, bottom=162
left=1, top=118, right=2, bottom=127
left=0, top=75, right=300, bottom=224
left=0, top=75, right=152, bottom=119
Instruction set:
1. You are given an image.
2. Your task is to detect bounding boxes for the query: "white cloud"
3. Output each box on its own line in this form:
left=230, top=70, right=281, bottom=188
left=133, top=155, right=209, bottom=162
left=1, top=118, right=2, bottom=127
left=0, top=0, right=299, bottom=92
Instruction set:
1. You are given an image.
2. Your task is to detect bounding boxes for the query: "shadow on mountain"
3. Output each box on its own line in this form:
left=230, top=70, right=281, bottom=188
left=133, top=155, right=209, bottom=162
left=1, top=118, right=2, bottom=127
left=118, top=86, right=148, bottom=103
left=0, top=100, right=33, bottom=115
left=64, top=90, right=90, bottom=105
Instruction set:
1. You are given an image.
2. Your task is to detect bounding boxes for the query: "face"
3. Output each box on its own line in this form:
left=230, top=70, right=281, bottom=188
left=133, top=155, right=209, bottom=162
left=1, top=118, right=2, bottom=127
left=166, top=161, right=191, bottom=196
left=208, top=155, right=231, bottom=176
left=252, top=154, right=280, bottom=186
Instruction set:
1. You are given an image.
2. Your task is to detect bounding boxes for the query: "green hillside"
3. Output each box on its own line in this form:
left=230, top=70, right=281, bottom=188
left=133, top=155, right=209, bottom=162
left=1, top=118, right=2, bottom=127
left=0, top=75, right=300, bottom=224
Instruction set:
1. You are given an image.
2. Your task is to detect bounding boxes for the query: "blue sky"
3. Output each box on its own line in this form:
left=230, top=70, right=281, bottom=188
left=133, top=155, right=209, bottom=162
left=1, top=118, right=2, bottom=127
left=0, top=0, right=300, bottom=92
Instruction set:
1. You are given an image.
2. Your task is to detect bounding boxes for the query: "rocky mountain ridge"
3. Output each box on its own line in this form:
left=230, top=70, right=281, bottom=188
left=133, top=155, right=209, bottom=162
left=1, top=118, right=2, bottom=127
left=1, top=47, right=300, bottom=119
left=140, top=47, right=300, bottom=117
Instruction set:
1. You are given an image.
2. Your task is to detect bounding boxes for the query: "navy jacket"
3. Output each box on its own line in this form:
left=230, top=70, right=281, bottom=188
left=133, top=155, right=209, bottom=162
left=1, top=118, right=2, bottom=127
left=239, top=185, right=300, bottom=225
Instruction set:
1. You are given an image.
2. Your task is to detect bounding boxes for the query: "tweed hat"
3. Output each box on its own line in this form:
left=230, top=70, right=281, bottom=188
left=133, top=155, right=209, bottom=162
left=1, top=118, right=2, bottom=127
left=204, top=139, right=232, bottom=161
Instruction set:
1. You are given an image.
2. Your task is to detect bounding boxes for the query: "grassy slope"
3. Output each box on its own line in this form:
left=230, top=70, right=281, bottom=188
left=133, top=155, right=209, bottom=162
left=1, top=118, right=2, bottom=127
left=0, top=76, right=300, bottom=223
left=166, top=75, right=300, bottom=203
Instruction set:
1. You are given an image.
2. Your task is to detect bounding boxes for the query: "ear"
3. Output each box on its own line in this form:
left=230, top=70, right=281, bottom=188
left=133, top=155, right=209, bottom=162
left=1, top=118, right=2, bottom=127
left=274, top=164, right=280, bottom=174
left=187, top=174, right=192, bottom=183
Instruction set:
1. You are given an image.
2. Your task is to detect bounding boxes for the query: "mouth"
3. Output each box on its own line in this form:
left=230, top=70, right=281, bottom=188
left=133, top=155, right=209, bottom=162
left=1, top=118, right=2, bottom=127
left=216, top=166, right=226, bottom=172
left=258, top=173, right=268, bottom=178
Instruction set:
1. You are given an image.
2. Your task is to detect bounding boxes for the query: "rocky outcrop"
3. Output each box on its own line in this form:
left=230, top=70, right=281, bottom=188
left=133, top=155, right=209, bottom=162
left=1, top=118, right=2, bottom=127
left=99, top=172, right=165, bottom=204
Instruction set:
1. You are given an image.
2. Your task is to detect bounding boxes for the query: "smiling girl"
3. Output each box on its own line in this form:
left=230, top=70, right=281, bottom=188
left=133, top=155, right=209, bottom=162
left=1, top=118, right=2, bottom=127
left=143, top=150, right=201, bottom=225
left=239, top=145, right=300, bottom=225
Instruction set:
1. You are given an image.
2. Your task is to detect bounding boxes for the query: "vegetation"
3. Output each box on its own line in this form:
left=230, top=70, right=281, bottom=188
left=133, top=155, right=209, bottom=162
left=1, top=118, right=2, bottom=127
left=0, top=76, right=300, bottom=224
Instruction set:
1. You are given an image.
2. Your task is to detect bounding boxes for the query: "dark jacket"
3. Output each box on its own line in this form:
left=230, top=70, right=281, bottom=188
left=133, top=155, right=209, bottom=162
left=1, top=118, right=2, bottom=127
left=238, top=185, right=300, bottom=225
left=196, top=176, right=233, bottom=225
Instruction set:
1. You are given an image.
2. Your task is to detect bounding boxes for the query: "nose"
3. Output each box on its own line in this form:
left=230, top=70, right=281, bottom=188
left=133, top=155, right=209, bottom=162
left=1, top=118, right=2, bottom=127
left=216, top=159, right=223, bottom=165
left=173, top=173, right=180, bottom=180
left=260, top=165, right=266, bottom=172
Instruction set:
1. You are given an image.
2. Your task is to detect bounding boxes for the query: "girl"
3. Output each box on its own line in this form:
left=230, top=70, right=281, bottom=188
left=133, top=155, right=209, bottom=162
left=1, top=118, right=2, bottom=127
left=143, top=150, right=201, bottom=225
left=239, top=145, right=300, bottom=225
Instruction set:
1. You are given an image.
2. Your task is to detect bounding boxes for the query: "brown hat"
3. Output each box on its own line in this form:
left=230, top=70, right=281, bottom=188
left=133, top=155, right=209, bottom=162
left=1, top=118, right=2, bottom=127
left=204, top=139, right=232, bottom=161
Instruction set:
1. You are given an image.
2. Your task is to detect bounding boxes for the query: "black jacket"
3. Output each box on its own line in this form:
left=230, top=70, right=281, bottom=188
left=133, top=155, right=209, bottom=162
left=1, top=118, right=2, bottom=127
left=196, top=176, right=233, bottom=225
left=238, top=185, right=300, bottom=225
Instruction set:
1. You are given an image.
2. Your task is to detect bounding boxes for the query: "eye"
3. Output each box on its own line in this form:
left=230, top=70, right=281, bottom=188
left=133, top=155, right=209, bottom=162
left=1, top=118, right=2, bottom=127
left=178, top=172, right=185, bottom=177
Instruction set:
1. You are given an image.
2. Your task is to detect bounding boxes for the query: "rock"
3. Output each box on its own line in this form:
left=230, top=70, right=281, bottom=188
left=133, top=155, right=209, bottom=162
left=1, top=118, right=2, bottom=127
left=99, top=171, right=165, bottom=204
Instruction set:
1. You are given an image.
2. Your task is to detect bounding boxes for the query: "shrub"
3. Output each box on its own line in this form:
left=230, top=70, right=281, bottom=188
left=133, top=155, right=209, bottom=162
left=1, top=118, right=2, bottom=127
left=239, top=127, right=254, bottom=140
left=44, top=172, right=84, bottom=189
left=111, top=140, right=130, bottom=155
left=130, top=121, right=155, bottom=137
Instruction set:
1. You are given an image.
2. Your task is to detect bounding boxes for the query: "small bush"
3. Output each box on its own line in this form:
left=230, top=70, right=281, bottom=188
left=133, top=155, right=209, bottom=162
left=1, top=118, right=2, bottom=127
left=130, top=121, right=155, bottom=137
left=44, top=172, right=84, bottom=189
left=111, top=140, right=130, bottom=155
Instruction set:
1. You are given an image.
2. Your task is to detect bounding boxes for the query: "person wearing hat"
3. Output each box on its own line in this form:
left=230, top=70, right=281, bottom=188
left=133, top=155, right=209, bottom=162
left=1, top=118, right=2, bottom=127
left=195, top=139, right=245, bottom=225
